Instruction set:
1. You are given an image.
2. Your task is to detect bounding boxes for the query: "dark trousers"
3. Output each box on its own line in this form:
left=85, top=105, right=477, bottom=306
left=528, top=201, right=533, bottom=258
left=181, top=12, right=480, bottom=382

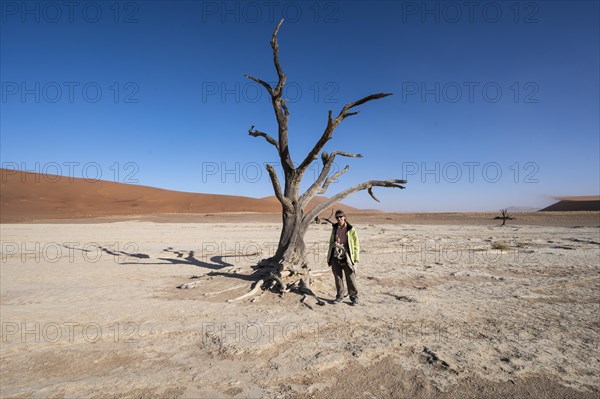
left=331, top=258, right=358, bottom=300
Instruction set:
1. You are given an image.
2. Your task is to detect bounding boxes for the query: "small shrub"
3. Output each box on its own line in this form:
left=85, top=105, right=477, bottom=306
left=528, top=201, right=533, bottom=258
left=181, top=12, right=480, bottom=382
left=492, top=241, right=510, bottom=251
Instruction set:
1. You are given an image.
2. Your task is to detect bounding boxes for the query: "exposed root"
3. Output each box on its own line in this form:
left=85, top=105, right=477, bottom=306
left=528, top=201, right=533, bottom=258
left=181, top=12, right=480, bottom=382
left=309, top=270, right=330, bottom=277
left=202, top=284, right=249, bottom=296
left=176, top=258, right=332, bottom=304
left=227, top=279, right=265, bottom=302
left=271, top=273, right=288, bottom=294
left=178, top=281, right=199, bottom=289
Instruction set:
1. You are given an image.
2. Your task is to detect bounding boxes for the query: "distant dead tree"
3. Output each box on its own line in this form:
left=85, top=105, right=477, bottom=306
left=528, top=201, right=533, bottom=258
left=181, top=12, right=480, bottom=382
left=235, top=19, right=406, bottom=298
left=494, top=209, right=515, bottom=226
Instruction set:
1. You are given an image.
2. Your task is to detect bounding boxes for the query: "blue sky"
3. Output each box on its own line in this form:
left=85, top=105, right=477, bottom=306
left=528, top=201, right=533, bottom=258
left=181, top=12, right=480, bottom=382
left=1, top=0, right=598, bottom=212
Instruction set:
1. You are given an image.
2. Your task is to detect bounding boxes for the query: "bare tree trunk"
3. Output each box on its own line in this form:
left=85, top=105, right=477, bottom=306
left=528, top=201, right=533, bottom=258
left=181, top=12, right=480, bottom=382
left=261, top=201, right=311, bottom=275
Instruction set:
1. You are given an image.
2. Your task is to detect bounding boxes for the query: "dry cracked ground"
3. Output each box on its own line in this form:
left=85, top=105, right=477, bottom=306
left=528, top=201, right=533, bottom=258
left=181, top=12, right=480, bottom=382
left=1, top=221, right=599, bottom=398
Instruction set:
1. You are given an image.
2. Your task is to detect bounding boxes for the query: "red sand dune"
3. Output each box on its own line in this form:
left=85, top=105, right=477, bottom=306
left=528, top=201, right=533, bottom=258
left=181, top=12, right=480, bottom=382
left=539, top=196, right=600, bottom=212
left=0, top=169, right=365, bottom=222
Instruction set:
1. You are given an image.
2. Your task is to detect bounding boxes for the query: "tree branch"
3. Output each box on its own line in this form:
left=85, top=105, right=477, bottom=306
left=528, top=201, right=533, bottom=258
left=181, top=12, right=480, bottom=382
left=265, top=164, right=292, bottom=209
left=245, top=19, right=295, bottom=176
left=271, top=18, right=286, bottom=96
left=299, top=151, right=362, bottom=207
left=367, top=186, right=380, bottom=202
left=244, top=74, right=273, bottom=97
left=296, top=93, right=392, bottom=175
left=320, top=165, right=350, bottom=194
left=268, top=20, right=293, bottom=173
left=304, top=179, right=406, bottom=223
left=248, top=126, right=279, bottom=151
left=339, top=93, right=393, bottom=116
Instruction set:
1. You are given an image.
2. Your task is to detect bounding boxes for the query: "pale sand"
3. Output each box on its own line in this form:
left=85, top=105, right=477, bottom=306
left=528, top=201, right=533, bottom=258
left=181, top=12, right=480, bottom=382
left=1, top=221, right=599, bottom=398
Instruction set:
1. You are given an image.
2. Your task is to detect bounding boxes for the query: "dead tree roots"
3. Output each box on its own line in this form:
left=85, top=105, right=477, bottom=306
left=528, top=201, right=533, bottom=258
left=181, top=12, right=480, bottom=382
left=177, top=263, right=330, bottom=306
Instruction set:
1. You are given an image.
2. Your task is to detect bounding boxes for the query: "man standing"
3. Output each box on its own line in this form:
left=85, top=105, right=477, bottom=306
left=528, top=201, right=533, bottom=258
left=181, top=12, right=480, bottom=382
left=327, top=210, right=360, bottom=305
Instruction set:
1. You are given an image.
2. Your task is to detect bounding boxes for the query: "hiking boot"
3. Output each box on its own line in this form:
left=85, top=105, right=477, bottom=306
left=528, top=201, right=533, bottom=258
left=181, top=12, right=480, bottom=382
left=351, top=298, right=359, bottom=306
left=334, top=297, right=343, bottom=304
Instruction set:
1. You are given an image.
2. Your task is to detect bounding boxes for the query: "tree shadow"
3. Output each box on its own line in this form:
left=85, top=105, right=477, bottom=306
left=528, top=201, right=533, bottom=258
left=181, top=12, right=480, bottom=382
left=118, top=246, right=256, bottom=272
left=61, top=244, right=326, bottom=301
left=61, top=244, right=250, bottom=272
left=60, top=243, right=149, bottom=259
left=154, top=247, right=236, bottom=270
left=97, top=245, right=150, bottom=259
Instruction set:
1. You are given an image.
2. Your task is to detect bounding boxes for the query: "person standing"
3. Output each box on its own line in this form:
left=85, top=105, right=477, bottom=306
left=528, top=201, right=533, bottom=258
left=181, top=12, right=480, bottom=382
left=327, top=210, right=360, bottom=305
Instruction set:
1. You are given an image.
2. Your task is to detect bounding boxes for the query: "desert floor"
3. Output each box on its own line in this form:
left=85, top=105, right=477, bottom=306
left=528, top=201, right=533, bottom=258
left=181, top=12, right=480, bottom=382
left=1, top=214, right=599, bottom=398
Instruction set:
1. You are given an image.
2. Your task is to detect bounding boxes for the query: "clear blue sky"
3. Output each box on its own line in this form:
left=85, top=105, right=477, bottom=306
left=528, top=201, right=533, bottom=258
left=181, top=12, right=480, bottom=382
left=1, top=0, right=598, bottom=212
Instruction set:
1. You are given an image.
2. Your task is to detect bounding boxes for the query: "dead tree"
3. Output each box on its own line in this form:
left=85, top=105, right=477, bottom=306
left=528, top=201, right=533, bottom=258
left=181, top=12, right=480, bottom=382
left=494, top=209, right=515, bottom=226
left=242, top=19, right=406, bottom=294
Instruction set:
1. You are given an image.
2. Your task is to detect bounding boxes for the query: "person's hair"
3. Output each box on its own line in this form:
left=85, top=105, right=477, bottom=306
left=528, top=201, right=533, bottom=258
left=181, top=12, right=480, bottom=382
left=335, top=209, right=346, bottom=217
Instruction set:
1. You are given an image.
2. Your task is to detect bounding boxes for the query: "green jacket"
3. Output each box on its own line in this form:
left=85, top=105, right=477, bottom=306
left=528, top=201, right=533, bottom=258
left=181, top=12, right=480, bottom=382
left=327, top=222, right=360, bottom=266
